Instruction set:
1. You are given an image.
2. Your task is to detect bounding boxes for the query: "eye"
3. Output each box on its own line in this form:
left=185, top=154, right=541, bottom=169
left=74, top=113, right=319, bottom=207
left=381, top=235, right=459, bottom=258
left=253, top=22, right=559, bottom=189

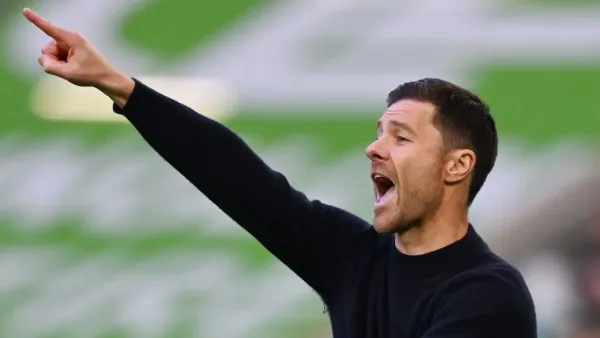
left=396, top=136, right=409, bottom=144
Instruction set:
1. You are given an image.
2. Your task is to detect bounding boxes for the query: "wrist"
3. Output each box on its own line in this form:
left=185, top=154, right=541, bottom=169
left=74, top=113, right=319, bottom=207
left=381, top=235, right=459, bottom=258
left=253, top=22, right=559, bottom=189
left=94, top=68, right=135, bottom=108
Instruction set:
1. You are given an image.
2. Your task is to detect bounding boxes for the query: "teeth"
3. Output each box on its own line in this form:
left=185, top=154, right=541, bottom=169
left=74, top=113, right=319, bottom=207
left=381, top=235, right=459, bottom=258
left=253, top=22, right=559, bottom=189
left=372, top=173, right=386, bottom=181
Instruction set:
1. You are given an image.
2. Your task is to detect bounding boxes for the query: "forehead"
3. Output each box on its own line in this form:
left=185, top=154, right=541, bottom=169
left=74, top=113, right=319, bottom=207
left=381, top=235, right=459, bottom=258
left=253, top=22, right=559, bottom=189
left=379, top=99, right=437, bottom=130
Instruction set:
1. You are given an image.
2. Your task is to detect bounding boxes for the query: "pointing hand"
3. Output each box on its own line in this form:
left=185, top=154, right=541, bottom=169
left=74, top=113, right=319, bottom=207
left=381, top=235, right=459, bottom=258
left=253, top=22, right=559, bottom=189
left=23, top=8, right=135, bottom=106
left=22, top=7, right=114, bottom=87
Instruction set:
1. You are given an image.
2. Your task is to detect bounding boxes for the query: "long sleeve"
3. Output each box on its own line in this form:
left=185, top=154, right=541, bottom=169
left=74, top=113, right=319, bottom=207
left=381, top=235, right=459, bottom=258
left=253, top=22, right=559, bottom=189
left=113, top=79, right=372, bottom=298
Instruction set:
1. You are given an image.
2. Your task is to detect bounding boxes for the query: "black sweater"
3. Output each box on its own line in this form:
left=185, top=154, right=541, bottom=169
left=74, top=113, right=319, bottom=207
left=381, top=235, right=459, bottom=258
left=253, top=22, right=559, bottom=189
left=113, top=80, right=537, bottom=338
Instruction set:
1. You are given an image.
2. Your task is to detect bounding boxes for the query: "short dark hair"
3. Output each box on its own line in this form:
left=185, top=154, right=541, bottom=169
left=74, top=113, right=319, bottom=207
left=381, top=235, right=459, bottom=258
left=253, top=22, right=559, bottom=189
left=386, top=78, right=498, bottom=205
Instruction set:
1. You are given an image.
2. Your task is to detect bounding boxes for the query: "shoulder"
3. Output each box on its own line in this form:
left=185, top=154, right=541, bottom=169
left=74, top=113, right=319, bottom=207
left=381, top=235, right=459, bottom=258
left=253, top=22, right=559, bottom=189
left=420, top=261, right=538, bottom=337
left=446, top=259, right=530, bottom=294
left=429, top=261, right=537, bottom=335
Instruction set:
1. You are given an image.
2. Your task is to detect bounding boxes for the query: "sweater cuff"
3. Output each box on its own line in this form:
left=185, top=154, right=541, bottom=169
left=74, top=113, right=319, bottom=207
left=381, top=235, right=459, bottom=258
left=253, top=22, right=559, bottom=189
left=112, top=78, right=148, bottom=117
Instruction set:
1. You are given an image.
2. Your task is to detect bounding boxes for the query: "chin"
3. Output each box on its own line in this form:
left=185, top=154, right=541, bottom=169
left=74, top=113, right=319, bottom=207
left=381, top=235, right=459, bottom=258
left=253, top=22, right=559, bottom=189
left=372, top=216, right=398, bottom=234
left=373, top=212, right=415, bottom=235
left=373, top=225, right=395, bottom=234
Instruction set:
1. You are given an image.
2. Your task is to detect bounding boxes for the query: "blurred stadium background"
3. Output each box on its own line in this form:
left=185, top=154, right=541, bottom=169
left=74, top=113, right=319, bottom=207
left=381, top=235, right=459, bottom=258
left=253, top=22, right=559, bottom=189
left=0, top=0, right=599, bottom=337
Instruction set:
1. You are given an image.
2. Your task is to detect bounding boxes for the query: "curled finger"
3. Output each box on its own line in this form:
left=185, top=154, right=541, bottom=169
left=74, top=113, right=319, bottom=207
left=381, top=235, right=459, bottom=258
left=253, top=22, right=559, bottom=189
left=41, top=41, right=58, bottom=55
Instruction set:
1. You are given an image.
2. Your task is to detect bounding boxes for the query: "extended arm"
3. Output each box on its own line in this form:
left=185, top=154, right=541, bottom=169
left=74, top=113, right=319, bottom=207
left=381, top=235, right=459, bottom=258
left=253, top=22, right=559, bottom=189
left=20, top=6, right=371, bottom=299
left=106, top=77, right=371, bottom=297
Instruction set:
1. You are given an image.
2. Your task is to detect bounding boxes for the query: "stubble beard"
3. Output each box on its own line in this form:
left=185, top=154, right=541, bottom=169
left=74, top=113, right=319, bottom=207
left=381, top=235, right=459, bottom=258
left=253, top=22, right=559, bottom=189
left=388, top=179, right=445, bottom=235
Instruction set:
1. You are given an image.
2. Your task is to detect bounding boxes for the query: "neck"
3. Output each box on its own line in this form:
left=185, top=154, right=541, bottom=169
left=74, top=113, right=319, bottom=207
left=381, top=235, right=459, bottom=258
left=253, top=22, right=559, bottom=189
left=394, top=195, right=469, bottom=255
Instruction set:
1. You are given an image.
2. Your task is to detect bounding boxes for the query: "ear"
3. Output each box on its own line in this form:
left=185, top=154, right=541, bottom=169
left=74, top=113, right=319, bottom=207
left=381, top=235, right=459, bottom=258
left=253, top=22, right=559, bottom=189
left=444, top=149, right=476, bottom=184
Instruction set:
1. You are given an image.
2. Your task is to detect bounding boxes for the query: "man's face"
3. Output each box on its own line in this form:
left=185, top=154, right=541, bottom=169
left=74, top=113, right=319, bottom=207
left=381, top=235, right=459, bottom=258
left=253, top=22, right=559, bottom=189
left=366, top=99, right=446, bottom=234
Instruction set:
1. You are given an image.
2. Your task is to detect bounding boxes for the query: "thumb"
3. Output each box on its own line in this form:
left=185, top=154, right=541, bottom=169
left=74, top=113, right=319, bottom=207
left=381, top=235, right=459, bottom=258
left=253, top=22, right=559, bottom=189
left=38, top=54, right=68, bottom=77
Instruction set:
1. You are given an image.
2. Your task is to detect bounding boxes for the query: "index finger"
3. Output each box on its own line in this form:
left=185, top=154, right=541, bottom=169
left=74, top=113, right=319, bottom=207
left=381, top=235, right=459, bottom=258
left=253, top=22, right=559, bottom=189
left=23, top=8, right=74, bottom=42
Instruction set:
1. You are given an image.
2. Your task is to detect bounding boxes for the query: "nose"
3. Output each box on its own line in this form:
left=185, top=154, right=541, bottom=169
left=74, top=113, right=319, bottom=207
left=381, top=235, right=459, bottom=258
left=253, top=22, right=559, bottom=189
left=366, top=138, right=389, bottom=162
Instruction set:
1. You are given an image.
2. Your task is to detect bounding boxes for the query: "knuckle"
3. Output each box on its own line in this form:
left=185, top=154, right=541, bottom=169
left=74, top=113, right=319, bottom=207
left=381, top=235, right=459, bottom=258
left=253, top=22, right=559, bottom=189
left=73, top=31, right=86, bottom=40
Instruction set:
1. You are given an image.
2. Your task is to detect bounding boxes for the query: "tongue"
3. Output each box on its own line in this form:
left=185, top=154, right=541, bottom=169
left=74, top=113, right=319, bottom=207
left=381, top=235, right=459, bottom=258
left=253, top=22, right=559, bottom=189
left=378, top=185, right=396, bottom=203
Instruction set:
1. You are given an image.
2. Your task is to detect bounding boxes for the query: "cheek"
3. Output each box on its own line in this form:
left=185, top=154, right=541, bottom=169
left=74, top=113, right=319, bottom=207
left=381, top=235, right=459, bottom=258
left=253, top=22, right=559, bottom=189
left=393, top=152, right=443, bottom=189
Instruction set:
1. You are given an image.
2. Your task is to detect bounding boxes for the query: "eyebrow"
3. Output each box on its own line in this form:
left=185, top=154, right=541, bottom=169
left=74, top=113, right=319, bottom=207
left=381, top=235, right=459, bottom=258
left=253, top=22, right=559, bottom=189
left=377, top=120, right=418, bottom=137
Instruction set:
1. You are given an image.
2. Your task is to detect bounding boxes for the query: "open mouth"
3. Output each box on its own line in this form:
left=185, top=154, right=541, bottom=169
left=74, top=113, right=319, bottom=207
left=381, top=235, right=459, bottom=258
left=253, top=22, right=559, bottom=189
left=371, top=172, right=396, bottom=204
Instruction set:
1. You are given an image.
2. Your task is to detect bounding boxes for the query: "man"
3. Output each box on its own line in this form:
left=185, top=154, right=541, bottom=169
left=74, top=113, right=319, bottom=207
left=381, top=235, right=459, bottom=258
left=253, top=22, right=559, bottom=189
left=22, top=7, right=537, bottom=338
